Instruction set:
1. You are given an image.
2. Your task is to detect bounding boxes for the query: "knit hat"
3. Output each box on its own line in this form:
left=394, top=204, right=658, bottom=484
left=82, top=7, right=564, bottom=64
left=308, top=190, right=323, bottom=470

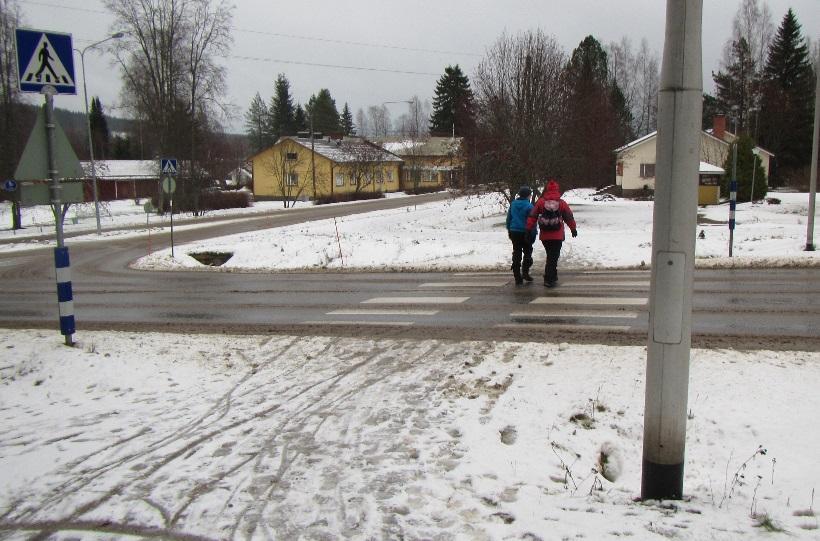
left=518, top=186, right=532, bottom=198
left=546, top=179, right=560, bottom=193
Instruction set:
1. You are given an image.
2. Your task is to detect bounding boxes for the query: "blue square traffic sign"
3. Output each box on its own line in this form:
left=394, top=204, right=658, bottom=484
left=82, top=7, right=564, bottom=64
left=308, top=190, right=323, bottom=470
left=15, top=28, right=76, bottom=94
left=161, top=158, right=178, bottom=176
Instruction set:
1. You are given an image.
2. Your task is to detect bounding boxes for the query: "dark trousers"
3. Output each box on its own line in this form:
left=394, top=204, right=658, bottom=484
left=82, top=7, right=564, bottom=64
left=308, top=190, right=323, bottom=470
left=542, top=239, right=563, bottom=283
left=508, top=231, right=533, bottom=278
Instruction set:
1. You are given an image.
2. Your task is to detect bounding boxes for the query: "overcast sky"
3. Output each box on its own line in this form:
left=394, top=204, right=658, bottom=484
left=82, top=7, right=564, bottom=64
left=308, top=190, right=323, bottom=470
left=16, top=0, right=820, bottom=133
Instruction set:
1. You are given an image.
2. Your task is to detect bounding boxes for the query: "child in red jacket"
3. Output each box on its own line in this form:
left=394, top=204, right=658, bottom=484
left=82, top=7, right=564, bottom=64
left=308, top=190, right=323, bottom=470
left=526, top=179, right=578, bottom=287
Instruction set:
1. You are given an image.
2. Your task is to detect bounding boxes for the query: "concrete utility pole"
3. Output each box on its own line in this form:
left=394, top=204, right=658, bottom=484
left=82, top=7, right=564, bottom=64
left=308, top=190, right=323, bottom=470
left=641, top=0, right=702, bottom=500
left=805, top=50, right=819, bottom=251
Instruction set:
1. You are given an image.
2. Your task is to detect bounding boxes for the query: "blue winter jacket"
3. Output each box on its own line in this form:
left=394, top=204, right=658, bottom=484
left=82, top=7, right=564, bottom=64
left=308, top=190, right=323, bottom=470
left=506, top=197, right=533, bottom=233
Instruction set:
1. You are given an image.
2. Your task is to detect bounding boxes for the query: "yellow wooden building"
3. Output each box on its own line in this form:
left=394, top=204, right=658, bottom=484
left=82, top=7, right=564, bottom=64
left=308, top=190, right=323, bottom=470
left=378, top=136, right=464, bottom=190
left=251, top=136, right=403, bottom=201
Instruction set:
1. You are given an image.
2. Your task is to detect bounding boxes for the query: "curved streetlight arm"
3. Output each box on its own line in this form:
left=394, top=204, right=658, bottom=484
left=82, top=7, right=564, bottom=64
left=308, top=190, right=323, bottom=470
left=75, top=33, right=124, bottom=235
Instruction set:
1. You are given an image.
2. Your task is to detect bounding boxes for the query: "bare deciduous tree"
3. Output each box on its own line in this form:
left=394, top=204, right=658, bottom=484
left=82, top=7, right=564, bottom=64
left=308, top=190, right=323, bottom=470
left=355, top=107, right=369, bottom=138
left=367, top=105, right=391, bottom=137
left=264, top=146, right=309, bottom=208
left=395, top=96, right=430, bottom=139
left=341, top=138, right=390, bottom=195
left=471, top=29, right=566, bottom=200
left=0, top=0, right=23, bottom=176
left=607, top=37, right=659, bottom=137
left=105, top=0, right=233, bottom=213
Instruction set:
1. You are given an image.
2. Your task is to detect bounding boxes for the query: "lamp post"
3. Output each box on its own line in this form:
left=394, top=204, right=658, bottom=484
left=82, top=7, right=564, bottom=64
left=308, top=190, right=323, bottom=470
left=77, top=32, right=124, bottom=235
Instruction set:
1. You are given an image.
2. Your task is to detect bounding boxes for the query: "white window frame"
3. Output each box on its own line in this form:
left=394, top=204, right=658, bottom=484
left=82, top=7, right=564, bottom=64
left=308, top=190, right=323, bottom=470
left=335, top=172, right=345, bottom=187
left=286, top=172, right=298, bottom=186
left=640, top=163, right=656, bottom=178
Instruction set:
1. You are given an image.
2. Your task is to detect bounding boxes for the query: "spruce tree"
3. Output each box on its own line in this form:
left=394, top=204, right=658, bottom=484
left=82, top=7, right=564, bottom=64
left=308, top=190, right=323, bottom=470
left=429, top=65, right=474, bottom=136
left=294, top=104, right=307, bottom=133
left=559, top=36, right=632, bottom=187
left=306, top=89, right=340, bottom=134
left=89, top=97, right=111, bottom=159
left=269, top=74, right=296, bottom=141
left=758, top=8, right=814, bottom=186
left=244, top=92, right=269, bottom=153
left=340, top=102, right=355, bottom=135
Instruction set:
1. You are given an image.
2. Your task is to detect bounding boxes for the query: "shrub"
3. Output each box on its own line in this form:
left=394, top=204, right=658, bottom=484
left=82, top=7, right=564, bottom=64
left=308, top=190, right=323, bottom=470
left=405, top=185, right=445, bottom=195
left=153, top=190, right=252, bottom=213
left=314, top=192, right=385, bottom=205
left=199, top=190, right=253, bottom=210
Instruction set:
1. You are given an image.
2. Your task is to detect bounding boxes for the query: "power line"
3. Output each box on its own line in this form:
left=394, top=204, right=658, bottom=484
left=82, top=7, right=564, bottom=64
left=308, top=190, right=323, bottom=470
left=19, top=0, right=480, bottom=58
left=228, top=54, right=440, bottom=77
left=237, top=28, right=480, bottom=58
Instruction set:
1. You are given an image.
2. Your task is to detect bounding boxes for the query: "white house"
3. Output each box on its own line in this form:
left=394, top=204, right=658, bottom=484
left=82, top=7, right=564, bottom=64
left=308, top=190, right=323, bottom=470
left=614, top=115, right=773, bottom=199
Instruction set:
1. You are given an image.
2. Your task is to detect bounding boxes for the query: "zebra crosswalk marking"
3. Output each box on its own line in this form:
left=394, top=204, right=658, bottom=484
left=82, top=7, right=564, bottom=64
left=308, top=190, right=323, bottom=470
left=530, top=297, right=647, bottom=306
left=362, top=297, right=469, bottom=305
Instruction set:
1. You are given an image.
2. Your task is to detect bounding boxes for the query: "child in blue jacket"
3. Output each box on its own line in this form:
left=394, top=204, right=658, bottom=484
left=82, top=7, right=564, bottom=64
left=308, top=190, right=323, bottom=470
left=506, top=186, right=536, bottom=285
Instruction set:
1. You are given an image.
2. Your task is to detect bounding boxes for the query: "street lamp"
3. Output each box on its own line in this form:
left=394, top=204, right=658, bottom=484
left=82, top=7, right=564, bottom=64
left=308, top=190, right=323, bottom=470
left=77, top=32, right=124, bottom=235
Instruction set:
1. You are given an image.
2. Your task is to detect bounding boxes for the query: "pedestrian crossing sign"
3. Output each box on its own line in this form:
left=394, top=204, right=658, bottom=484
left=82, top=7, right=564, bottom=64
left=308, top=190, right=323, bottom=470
left=161, top=158, right=178, bottom=176
left=15, top=28, right=76, bottom=95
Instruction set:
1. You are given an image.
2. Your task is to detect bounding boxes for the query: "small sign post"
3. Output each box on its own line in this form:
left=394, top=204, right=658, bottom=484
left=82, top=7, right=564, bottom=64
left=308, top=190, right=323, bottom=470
left=162, top=172, right=177, bottom=258
left=144, top=200, right=154, bottom=255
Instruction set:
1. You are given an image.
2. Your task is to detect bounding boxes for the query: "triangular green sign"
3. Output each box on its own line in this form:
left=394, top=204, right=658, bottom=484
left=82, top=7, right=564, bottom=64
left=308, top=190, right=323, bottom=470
left=14, top=104, right=84, bottom=181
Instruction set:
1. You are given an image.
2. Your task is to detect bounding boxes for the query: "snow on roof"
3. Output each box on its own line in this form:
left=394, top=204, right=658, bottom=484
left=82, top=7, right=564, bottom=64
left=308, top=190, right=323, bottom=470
left=377, top=136, right=462, bottom=157
left=286, top=137, right=403, bottom=163
left=382, top=141, right=424, bottom=154
left=614, top=131, right=657, bottom=153
left=699, top=161, right=724, bottom=174
left=615, top=129, right=773, bottom=157
left=81, top=160, right=159, bottom=180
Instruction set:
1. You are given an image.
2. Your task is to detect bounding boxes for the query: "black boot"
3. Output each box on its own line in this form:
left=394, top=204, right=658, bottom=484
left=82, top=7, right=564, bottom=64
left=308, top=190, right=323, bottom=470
left=513, top=266, right=523, bottom=285
left=522, top=267, right=533, bottom=282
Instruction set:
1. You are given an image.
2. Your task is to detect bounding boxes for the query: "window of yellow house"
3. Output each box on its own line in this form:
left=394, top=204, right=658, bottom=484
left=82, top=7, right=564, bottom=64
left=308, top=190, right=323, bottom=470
left=287, top=172, right=298, bottom=186
left=335, top=172, right=344, bottom=187
left=376, top=170, right=384, bottom=184
left=350, top=175, right=357, bottom=186
left=386, top=170, right=393, bottom=182
left=286, top=152, right=298, bottom=161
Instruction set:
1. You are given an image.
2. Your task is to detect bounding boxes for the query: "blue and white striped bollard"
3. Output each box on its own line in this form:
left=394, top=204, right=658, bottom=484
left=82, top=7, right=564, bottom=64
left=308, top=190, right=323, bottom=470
left=54, top=247, right=75, bottom=344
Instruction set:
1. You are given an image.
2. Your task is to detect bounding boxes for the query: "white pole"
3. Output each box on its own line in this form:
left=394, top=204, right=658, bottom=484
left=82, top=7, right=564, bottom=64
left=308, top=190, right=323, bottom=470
left=77, top=34, right=123, bottom=235
left=805, top=51, right=819, bottom=251
left=641, top=0, right=702, bottom=501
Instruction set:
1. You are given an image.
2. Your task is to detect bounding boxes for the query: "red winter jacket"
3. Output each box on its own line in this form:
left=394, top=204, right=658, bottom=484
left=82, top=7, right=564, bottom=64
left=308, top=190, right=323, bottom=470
left=526, top=181, right=577, bottom=241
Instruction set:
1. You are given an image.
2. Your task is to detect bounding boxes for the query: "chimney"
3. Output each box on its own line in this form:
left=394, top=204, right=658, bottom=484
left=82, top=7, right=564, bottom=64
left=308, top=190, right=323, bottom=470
left=713, top=114, right=726, bottom=141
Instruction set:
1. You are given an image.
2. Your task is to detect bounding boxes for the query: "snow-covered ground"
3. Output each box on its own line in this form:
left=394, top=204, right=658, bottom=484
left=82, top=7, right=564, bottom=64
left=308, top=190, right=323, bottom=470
left=1, top=330, right=818, bottom=539
left=1, top=190, right=818, bottom=539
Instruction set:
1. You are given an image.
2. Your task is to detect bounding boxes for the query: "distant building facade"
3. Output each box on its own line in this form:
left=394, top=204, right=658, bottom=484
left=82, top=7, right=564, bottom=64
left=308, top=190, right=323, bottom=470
left=614, top=115, right=773, bottom=200
left=251, top=136, right=403, bottom=200
left=378, top=136, right=464, bottom=191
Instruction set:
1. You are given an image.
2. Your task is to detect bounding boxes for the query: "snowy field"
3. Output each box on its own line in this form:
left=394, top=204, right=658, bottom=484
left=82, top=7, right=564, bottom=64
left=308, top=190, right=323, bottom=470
left=122, top=190, right=820, bottom=271
left=2, top=190, right=818, bottom=270
left=1, top=330, right=818, bottom=540
left=1, top=190, right=818, bottom=539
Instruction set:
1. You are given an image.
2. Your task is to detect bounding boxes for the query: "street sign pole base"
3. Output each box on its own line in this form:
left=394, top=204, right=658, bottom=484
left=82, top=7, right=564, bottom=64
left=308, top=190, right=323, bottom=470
left=805, top=244, right=816, bottom=252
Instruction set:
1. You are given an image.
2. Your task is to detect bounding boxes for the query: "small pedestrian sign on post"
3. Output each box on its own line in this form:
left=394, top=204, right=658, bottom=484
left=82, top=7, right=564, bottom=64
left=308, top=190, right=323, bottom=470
left=160, top=158, right=178, bottom=258
left=161, top=158, right=178, bottom=176
left=15, top=28, right=76, bottom=95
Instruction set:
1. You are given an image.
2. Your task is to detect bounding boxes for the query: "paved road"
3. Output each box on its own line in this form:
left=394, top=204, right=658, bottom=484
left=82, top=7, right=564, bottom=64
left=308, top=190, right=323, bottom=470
left=1, top=194, right=818, bottom=349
